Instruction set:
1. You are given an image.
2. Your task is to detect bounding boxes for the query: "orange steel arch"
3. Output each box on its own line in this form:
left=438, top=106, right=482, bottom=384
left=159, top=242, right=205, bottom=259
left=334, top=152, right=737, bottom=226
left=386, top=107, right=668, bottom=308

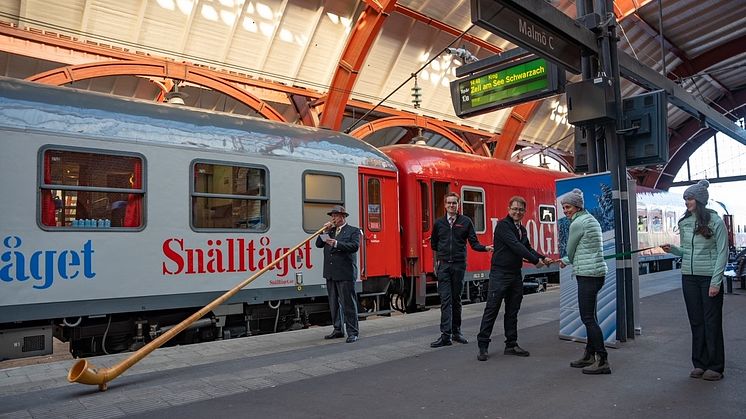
left=319, top=0, right=397, bottom=130
left=27, top=60, right=286, bottom=122
left=348, top=116, right=475, bottom=154
left=490, top=101, right=542, bottom=159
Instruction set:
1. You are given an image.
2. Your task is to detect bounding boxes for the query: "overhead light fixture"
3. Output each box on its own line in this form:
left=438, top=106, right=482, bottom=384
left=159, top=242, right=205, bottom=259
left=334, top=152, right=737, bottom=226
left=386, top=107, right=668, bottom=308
left=165, top=84, right=188, bottom=105
left=411, top=128, right=428, bottom=145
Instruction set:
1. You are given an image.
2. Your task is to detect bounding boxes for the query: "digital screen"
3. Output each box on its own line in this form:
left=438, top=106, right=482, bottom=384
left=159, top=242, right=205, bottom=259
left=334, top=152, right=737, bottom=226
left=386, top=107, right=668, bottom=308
left=451, top=57, right=563, bottom=118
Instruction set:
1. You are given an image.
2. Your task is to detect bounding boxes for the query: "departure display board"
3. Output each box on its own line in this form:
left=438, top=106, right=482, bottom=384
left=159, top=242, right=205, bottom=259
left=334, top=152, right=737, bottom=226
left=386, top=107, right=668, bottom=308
left=451, top=57, right=565, bottom=118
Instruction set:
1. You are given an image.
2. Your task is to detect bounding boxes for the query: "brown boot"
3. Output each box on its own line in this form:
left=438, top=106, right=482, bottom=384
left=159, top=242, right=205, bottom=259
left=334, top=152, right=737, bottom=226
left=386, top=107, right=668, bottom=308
left=582, top=353, right=611, bottom=375
left=570, top=350, right=595, bottom=368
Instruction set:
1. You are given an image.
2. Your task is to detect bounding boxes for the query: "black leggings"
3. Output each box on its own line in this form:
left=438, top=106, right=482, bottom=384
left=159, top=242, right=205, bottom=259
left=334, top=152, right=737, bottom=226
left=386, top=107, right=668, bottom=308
left=577, top=276, right=606, bottom=355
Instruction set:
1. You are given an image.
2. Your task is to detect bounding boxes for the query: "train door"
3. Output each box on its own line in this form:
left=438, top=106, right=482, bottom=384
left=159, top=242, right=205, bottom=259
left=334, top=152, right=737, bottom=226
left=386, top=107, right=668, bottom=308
left=420, top=180, right=450, bottom=273
left=358, top=168, right=399, bottom=279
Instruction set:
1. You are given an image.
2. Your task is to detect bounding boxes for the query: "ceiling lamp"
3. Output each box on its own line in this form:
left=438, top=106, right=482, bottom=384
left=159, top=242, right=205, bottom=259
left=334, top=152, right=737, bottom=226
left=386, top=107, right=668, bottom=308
left=165, top=84, right=188, bottom=105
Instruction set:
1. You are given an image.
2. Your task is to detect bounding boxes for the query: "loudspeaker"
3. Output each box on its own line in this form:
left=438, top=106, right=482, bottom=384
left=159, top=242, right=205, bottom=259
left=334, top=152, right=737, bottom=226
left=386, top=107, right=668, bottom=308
left=566, top=77, right=617, bottom=126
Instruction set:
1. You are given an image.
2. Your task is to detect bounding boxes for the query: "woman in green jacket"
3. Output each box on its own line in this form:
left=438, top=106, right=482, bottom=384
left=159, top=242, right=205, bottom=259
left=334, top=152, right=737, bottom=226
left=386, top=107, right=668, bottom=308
left=559, top=188, right=610, bottom=375
left=662, top=180, right=728, bottom=381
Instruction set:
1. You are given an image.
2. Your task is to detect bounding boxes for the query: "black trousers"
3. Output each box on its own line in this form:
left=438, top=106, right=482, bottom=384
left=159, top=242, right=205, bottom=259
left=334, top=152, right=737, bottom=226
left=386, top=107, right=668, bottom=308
left=682, top=274, right=724, bottom=373
left=436, top=261, right=466, bottom=336
left=477, top=270, right=523, bottom=349
left=576, top=275, right=607, bottom=356
left=326, top=278, right=359, bottom=337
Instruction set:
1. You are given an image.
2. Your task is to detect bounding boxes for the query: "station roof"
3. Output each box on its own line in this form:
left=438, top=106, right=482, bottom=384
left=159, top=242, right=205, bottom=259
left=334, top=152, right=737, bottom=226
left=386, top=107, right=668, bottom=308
left=0, top=0, right=744, bottom=162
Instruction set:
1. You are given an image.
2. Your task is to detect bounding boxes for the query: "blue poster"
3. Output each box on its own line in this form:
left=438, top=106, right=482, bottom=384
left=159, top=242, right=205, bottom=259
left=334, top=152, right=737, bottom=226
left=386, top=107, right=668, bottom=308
left=557, top=173, right=618, bottom=346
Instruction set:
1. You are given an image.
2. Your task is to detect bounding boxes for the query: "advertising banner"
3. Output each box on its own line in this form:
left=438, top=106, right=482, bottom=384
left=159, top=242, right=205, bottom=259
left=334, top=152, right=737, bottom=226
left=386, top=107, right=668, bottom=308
left=557, top=173, right=618, bottom=345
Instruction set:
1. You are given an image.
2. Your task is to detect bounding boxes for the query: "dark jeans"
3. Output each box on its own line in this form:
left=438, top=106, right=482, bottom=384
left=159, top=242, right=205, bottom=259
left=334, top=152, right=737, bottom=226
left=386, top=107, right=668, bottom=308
left=577, top=275, right=606, bottom=356
left=682, top=274, right=724, bottom=373
left=326, top=278, right=359, bottom=337
left=436, top=261, right=466, bottom=336
left=476, top=270, right=523, bottom=349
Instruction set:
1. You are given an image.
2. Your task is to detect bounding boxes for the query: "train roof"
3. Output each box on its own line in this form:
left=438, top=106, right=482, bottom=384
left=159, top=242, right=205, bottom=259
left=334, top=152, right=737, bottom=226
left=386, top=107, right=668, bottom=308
left=381, top=144, right=572, bottom=187
left=0, top=77, right=395, bottom=171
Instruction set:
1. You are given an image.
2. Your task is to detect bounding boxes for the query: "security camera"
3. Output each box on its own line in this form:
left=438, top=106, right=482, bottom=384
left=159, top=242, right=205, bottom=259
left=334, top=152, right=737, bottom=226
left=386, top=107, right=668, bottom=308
left=445, top=47, right=478, bottom=64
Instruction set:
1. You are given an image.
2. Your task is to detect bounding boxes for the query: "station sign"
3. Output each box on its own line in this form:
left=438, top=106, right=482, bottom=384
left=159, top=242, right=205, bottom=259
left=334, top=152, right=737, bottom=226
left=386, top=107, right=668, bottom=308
left=471, top=0, right=582, bottom=74
left=450, top=57, right=565, bottom=118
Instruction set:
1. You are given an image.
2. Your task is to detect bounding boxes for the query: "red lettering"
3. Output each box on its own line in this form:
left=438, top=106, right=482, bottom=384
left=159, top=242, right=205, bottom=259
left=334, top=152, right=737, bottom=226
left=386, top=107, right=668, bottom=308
left=162, top=238, right=184, bottom=275
left=161, top=236, right=314, bottom=280
left=226, top=238, right=236, bottom=272
left=275, top=247, right=290, bottom=277
left=246, top=240, right=257, bottom=271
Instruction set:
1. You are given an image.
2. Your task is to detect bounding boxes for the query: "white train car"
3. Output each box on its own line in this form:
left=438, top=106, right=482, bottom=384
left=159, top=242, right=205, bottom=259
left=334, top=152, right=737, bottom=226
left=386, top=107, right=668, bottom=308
left=636, top=187, right=746, bottom=273
left=635, top=188, right=685, bottom=273
left=0, top=78, right=398, bottom=360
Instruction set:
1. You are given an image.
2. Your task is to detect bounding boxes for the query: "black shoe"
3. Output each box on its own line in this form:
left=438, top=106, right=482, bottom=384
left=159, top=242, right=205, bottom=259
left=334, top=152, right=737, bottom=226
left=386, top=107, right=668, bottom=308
left=345, top=335, right=359, bottom=343
left=324, top=331, right=345, bottom=339
left=452, top=333, right=469, bottom=344
left=504, top=345, right=530, bottom=357
left=477, top=347, right=489, bottom=361
left=430, top=336, right=452, bottom=348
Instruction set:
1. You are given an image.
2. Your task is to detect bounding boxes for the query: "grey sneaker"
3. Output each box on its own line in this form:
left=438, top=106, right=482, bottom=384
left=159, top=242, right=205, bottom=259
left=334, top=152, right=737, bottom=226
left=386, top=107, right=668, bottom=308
left=689, top=368, right=705, bottom=378
left=477, top=347, right=489, bottom=361
left=702, top=370, right=723, bottom=381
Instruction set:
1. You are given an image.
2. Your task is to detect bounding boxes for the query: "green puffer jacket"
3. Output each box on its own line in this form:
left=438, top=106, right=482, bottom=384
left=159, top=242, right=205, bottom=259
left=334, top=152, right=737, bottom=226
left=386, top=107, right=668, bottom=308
left=561, top=210, right=608, bottom=277
left=668, top=210, right=728, bottom=287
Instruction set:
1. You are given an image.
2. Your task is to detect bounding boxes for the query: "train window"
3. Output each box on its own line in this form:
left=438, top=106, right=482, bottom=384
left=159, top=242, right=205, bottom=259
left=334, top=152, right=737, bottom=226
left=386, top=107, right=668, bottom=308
left=40, top=148, right=144, bottom=229
left=650, top=209, right=663, bottom=233
left=367, top=178, right=382, bottom=232
left=637, top=208, right=648, bottom=232
left=303, top=171, right=344, bottom=232
left=461, top=187, right=486, bottom=233
left=420, top=181, right=430, bottom=232
left=192, top=162, right=268, bottom=231
left=665, top=211, right=676, bottom=232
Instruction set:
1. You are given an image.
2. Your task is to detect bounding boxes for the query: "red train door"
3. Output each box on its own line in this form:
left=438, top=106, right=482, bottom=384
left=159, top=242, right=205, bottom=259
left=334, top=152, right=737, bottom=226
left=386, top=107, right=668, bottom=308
left=359, top=168, right=399, bottom=279
left=419, top=180, right=450, bottom=274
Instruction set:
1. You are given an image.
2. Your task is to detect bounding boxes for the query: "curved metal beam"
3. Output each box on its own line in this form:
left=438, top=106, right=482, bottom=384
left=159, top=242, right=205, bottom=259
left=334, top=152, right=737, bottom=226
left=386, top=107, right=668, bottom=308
left=667, top=34, right=746, bottom=81
left=643, top=88, right=746, bottom=190
left=490, top=101, right=542, bottom=159
left=348, top=116, right=475, bottom=153
left=319, top=0, right=397, bottom=130
left=394, top=5, right=503, bottom=54
left=613, top=0, right=655, bottom=19
left=26, top=60, right=287, bottom=122
left=510, top=146, right=573, bottom=172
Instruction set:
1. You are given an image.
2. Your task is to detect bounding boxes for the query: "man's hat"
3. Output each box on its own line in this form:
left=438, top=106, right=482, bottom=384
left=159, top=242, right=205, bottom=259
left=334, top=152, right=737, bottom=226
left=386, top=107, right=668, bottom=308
left=327, top=205, right=349, bottom=217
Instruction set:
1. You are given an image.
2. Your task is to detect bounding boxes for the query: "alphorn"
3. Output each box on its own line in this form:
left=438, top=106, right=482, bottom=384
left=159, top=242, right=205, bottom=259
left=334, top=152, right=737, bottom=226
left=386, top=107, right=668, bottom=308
left=68, top=226, right=327, bottom=391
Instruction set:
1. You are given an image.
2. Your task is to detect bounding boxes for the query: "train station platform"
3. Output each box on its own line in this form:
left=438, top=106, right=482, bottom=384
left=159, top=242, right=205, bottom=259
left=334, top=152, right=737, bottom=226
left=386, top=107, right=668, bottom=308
left=1, top=270, right=744, bottom=419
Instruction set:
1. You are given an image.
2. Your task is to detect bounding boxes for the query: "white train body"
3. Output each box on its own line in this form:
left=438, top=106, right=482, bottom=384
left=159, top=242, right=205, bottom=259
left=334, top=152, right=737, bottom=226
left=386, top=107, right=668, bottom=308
left=0, top=78, right=396, bottom=359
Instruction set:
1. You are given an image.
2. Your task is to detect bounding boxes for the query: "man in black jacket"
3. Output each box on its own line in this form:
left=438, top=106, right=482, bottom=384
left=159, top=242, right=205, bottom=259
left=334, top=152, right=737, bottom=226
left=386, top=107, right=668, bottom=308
left=430, top=192, right=493, bottom=348
left=315, top=205, right=361, bottom=343
left=476, top=196, right=552, bottom=360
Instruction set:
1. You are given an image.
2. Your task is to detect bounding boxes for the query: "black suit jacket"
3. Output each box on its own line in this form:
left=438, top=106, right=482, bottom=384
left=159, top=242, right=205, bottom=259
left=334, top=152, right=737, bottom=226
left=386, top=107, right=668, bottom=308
left=490, top=215, right=543, bottom=273
left=315, top=224, right=361, bottom=281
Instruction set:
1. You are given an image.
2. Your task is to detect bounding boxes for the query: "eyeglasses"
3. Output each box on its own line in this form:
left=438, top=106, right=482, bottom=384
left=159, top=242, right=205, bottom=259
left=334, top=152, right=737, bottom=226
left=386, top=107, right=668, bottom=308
left=509, top=207, right=526, bottom=213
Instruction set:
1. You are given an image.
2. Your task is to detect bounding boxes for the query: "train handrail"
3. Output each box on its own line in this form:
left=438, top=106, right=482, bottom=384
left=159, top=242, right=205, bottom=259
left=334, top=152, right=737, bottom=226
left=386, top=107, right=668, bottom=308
left=67, top=226, right=327, bottom=391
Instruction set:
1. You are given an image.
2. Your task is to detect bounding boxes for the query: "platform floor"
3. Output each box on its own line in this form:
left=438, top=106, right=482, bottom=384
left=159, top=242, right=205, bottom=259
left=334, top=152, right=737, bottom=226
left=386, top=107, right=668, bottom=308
left=1, top=271, right=744, bottom=419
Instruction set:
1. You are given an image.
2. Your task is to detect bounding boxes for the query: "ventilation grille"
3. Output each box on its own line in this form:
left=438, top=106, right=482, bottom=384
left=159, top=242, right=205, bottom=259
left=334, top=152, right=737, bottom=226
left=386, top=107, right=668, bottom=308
left=23, top=335, right=46, bottom=352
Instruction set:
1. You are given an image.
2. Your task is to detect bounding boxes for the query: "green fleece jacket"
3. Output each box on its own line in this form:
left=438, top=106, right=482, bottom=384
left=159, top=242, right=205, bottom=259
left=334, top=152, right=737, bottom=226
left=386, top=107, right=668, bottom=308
left=561, top=210, right=608, bottom=277
left=668, top=210, right=728, bottom=288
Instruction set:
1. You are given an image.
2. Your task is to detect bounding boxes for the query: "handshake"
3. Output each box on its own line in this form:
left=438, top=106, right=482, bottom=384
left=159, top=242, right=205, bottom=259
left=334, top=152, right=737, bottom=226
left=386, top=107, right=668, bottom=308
left=535, top=257, right=558, bottom=268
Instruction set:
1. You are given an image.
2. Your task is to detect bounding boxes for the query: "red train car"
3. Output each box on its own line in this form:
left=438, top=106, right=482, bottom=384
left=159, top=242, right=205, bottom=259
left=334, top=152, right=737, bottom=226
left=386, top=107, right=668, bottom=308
left=381, top=145, right=572, bottom=311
